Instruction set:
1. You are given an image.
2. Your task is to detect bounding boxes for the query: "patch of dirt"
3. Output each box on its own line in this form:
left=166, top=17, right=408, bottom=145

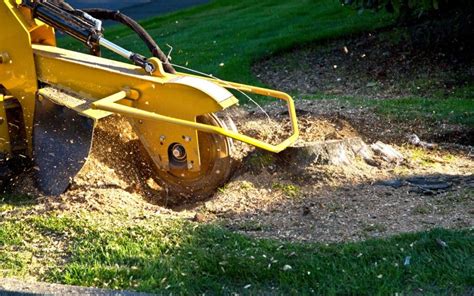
left=10, top=116, right=181, bottom=218
left=254, top=21, right=473, bottom=98
left=7, top=100, right=474, bottom=243
left=209, top=146, right=473, bottom=242
left=200, top=103, right=474, bottom=242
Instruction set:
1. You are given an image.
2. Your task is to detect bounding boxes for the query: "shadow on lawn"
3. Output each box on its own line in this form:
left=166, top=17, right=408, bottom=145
left=47, top=215, right=473, bottom=295
left=0, top=193, right=37, bottom=208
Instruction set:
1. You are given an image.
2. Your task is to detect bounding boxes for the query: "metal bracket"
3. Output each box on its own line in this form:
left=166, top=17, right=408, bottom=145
left=91, top=79, right=299, bottom=153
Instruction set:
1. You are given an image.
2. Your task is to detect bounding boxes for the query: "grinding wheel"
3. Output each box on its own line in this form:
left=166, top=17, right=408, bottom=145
left=145, top=113, right=236, bottom=201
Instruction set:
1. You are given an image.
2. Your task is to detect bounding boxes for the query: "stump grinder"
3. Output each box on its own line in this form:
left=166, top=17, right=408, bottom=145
left=0, top=0, right=298, bottom=198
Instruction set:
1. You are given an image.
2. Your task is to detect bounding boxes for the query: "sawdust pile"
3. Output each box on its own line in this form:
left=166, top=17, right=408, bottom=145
left=11, top=103, right=365, bottom=213
left=8, top=100, right=474, bottom=243
left=63, top=116, right=160, bottom=212
left=11, top=116, right=175, bottom=216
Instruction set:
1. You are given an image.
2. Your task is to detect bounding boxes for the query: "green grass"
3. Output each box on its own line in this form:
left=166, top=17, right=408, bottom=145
left=368, top=97, right=474, bottom=127
left=59, top=0, right=393, bottom=88
left=3, top=0, right=470, bottom=293
left=1, top=211, right=473, bottom=294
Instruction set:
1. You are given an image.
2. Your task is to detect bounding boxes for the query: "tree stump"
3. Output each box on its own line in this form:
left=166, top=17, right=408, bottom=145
left=278, top=137, right=403, bottom=169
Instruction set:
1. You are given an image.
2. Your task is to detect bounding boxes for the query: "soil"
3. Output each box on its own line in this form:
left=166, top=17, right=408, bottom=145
left=254, top=21, right=473, bottom=99
left=203, top=102, right=473, bottom=242
left=6, top=20, right=474, bottom=243
left=8, top=100, right=474, bottom=243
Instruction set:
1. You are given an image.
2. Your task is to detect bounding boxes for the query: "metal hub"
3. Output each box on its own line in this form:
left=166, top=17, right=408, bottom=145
left=170, top=143, right=187, bottom=161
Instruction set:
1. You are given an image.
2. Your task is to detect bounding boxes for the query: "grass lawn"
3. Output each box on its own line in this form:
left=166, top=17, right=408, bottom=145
left=2, top=0, right=472, bottom=294
left=304, top=93, right=474, bottom=127
left=59, top=0, right=473, bottom=125
left=60, top=0, right=393, bottom=86
left=1, top=199, right=473, bottom=294
left=367, top=97, right=474, bottom=127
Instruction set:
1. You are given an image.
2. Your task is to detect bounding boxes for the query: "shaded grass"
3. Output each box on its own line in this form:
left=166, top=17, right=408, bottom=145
left=1, top=212, right=473, bottom=294
left=0, top=194, right=36, bottom=210
left=305, top=92, right=474, bottom=127
left=0, top=219, right=40, bottom=277
left=0, top=214, right=76, bottom=278
left=367, top=96, right=474, bottom=127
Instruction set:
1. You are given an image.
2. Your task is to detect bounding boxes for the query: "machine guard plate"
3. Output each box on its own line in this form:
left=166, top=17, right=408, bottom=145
left=33, top=96, right=94, bottom=195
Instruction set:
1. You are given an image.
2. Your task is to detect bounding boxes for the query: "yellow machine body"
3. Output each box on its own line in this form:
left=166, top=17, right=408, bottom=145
left=0, top=0, right=299, bottom=197
left=0, top=0, right=54, bottom=156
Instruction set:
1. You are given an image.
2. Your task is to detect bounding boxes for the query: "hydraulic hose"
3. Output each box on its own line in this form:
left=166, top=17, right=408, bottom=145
left=83, top=8, right=176, bottom=74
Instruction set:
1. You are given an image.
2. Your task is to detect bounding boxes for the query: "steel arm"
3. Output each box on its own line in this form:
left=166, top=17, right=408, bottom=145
left=91, top=85, right=299, bottom=153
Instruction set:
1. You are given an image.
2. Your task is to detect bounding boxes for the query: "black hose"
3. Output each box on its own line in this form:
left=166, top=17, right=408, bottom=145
left=83, top=8, right=176, bottom=74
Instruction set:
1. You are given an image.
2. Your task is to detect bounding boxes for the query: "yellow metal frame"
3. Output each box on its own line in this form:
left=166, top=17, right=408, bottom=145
left=0, top=0, right=53, bottom=155
left=2, top=0, right=299, bottom=176
left=32, top=44, right=298, bottom=162
left=91, top=81, right=299, bottom=153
